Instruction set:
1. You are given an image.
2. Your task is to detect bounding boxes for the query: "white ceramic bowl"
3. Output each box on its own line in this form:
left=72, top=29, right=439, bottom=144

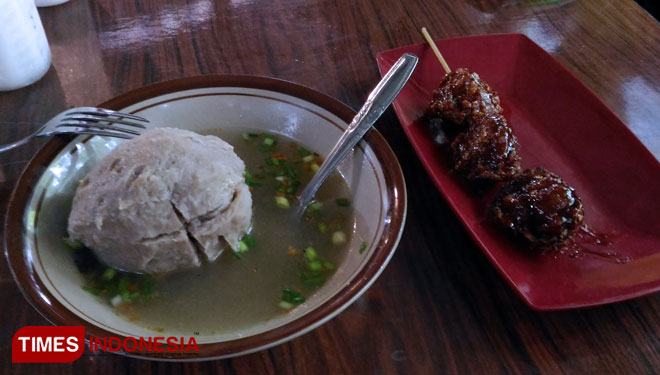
left=5, top=75, right=406, bottom=360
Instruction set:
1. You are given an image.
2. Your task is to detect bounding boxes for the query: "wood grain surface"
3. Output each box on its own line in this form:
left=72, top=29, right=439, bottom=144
left=2, top=0, right=660, bottom=373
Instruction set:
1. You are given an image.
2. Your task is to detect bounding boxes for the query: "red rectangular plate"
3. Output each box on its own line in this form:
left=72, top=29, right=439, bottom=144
left=376, top=34, right=660, bottom=310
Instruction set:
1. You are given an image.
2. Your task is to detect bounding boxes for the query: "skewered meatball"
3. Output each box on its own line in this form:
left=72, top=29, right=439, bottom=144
left=426, top=68, right=503, bottom=129
left=450, top=115, right=521, bottom=181
left=490, top=168, right=584, bottom=249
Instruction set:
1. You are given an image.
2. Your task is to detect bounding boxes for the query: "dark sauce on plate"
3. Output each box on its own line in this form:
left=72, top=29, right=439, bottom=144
left=549, top=226, right=631, bottom=264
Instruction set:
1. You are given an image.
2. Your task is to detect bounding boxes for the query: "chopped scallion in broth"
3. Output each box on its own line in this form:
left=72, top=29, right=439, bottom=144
left=68, top=129, right=354, bottom=335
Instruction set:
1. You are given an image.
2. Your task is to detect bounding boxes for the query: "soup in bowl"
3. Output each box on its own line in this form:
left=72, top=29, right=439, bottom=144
left=5, top=76, right=406, bottom=360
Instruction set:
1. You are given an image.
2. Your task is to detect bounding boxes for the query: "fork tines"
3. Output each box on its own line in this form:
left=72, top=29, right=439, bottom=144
left=68, top=108, right=149, bottom=123
left=64, top=112, right=148, bottom=129
left=56, top=121, right=142, bottom=136
left=56, top=108, right=149, bottom=139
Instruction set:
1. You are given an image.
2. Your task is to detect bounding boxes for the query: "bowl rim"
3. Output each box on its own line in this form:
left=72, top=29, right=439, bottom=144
left=4, top=74, right=407, bottom=361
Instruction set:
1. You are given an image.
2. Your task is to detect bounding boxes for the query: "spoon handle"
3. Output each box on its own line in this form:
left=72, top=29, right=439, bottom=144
left=297, top=53, right=418, bottom=212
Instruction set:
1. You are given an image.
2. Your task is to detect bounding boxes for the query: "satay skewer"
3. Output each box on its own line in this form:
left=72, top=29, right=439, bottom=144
left=420, top=27, right=451, bottom=74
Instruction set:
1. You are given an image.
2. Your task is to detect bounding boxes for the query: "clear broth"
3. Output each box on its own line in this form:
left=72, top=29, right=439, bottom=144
left=78, top=129, right=354, bottom=335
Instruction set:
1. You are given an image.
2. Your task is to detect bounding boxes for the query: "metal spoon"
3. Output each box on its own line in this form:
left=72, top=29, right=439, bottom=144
left=295, top=53, right=418, bottom=216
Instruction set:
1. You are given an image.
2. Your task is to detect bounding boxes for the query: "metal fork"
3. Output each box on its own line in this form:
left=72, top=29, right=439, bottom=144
left=0, top=107, right=148, bottom=153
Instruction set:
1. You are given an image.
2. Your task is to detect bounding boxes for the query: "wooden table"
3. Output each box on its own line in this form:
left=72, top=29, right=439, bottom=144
left=2, top=0, right=660, bottom=373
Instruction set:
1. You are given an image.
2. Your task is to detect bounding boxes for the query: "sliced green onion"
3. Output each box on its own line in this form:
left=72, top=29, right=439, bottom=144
left=102, top=268, right=116, bottom=281
left=260, top=134, right=277, bottom=152
left=308, top=260, right=322, bottom=271
left=302, top=154, right=315, bottom=163
left=300, top=272, right=326, bottom=286
left=335, top=198, right=351, bottom=207
left=245, top=169, right=262, bottom=187
left=359, top=241, right=368, bottom=254
left=242, top=233, right=256, bottom=248
left=318, top=222, right=328, bottom=233
left=281, top=288, right=305, bottom=304
left=285, top=181, right=300, bottom=195
left=118, top=277, right=131, bottom=292
left=242, top=132, right=259, bottom=141
left=332, top=231, right=347, bottom=245
left=275, top=175, right=287, bottom=182
left=310, top=163, right=320, bottom=173
left=80, top=265, right=157, bottom=306
left=120, top=290, right=134, bottom=302
left=232, top=251, right=242, bottom=259
left=82, top=286, right=99, bottom=295
left=140, top=278, right=155, bottom=299
left=307, top=200, right=323, bottom=212
left=279, top=301, right=294, bottom=310
left=275, top=196, right=290, bottom=208
left=323, top=261, right=336, bottom=270
left=63, top=237, right=84, bottom=250
left=298, top=147, right=312, bottom=157
left=282, top=163, right=297, bottom=178
left=238, top=240, right=248, bottom=253
left=304, top=247, right=318, bottom=261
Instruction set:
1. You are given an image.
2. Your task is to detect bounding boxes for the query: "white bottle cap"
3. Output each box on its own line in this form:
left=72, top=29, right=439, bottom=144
left=35, top=0, right=70, bottom=7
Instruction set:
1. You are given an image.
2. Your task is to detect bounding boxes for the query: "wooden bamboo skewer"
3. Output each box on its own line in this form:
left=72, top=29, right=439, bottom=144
left=420, top=27, right=451, bottom=74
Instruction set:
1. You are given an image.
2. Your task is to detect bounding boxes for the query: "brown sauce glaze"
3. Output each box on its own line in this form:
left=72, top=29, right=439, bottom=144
left=550, top=227, right=631, bottom=264
left=490, top=168, right=584, bottom=250
left=451, top=115, right=521, bottom=182
left=426, top=68, right=503, bottom=129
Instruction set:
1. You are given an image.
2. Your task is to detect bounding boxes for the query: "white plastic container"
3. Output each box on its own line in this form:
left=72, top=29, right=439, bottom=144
left=0, top=0, right=51, bottom=91
left=35, top=0, right=70, bottom=7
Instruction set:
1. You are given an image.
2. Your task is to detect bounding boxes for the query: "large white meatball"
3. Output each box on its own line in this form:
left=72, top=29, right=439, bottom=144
left=67, top=128, right=252, bottom=274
